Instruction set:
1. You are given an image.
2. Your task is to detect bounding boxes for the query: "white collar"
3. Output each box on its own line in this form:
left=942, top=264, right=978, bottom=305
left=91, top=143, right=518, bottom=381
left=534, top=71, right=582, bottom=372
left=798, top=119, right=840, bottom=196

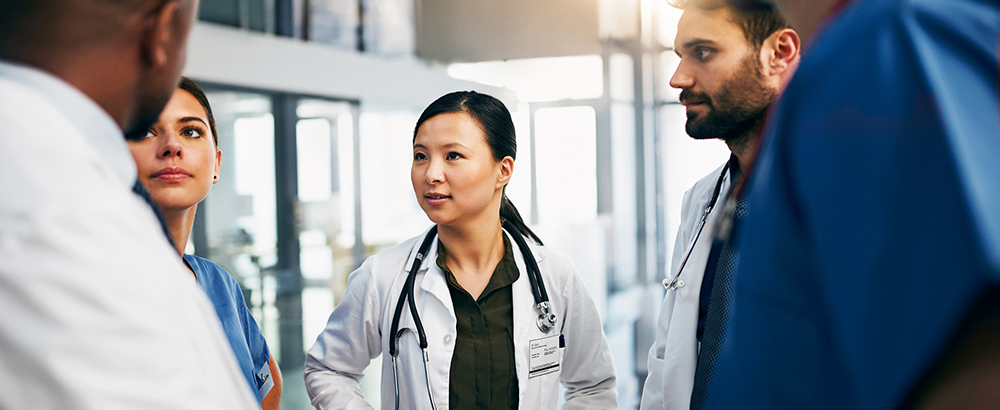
left=0, top=59, right=136, bottom=189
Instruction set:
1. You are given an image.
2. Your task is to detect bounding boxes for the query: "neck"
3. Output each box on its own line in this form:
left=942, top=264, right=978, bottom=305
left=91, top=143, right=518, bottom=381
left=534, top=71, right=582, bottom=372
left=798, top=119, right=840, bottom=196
left=773, top=0, right=844, bottom=46
left=162, top=206, right=197, bottom=257
left=437, top=219, right=505, bottom=276
left=726, top=127, right=762, bottom=173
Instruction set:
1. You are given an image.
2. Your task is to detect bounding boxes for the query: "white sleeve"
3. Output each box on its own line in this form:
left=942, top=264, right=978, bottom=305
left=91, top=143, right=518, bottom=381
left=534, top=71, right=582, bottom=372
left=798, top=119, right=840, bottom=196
left=0, top=79, right=257, bottom=410
left=0, top=165, right=258, bottom=409
left=558, top=256, right=619, bottom=409
left=304, top=257, right=384, bottom=410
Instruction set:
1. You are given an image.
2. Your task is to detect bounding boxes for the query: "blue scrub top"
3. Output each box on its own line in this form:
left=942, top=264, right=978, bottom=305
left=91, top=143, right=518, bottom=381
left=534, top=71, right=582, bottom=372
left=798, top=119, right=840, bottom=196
left=707, top=0, right=1000, bottom=408
left=184, top=254, right=274, bottom=403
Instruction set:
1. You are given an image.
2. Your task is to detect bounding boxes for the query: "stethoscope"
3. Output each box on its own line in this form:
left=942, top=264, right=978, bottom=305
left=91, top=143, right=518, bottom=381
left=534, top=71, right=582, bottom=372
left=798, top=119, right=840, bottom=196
left=387, top=221, right=558, bottom=410
left=662, top=162, right=730, bottom=291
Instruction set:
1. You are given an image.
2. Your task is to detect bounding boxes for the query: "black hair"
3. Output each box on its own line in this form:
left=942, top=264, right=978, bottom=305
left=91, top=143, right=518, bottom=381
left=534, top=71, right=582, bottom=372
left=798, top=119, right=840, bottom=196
left=177, top=76, right=218, bottom=146
left=669, top=0, right=789, bottom=51
left=413, top=91, right=543, bottom=245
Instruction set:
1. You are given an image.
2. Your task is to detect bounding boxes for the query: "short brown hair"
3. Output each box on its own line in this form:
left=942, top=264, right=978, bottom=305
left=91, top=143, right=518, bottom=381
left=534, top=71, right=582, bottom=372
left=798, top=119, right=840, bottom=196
left=669, top=0, right=789, bottom=50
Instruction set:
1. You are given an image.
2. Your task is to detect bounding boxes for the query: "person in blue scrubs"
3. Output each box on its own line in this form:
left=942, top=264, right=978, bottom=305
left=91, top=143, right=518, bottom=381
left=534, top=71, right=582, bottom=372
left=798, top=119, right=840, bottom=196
left=707, top=0, right=1000, bottom=408
left=128, top=77, right=283, bottom=409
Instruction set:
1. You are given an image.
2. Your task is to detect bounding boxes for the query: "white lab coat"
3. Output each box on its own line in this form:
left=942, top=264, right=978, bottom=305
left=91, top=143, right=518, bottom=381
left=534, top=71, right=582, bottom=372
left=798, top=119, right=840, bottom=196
left=305, top=227, right=618, bottom=409
left=640, top=163, right=731, bottom=410
left=0, top=61, right=258, bottom=409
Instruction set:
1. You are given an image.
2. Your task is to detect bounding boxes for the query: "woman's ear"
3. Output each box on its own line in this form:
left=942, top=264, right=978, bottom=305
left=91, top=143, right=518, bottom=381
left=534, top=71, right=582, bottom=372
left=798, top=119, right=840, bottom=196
left=497, top=156, right=514, bottom=189
left=213, top=149, right=222, bottom=184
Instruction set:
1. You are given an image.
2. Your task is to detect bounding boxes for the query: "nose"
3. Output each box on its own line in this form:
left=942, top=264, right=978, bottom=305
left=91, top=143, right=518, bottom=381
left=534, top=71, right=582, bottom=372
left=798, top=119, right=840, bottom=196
left=424, top=158, right=444, bottom=185
left=669, top=59, right=694, bottom=90
left=157, top=132, right=183, bottom=159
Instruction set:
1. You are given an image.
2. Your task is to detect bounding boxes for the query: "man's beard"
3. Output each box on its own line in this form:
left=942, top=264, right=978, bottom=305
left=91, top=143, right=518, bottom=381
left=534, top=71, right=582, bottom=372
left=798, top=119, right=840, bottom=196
left=681, top=53, right=776, bottom=145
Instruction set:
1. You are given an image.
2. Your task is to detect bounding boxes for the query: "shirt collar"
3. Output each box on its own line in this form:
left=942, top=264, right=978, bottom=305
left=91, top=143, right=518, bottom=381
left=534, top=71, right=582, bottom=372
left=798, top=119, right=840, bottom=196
left=0, top=59, right=136, bottom=189
left=728, top=153, right=742, bottom=182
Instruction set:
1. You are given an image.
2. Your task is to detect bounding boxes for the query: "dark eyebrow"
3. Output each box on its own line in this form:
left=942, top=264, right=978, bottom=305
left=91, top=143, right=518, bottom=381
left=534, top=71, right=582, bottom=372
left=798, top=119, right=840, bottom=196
left=178, top=116, right=208, bottom=127
left=412, top=142, right=470, bottom=150
left=682, top=39, right=716, bottom=50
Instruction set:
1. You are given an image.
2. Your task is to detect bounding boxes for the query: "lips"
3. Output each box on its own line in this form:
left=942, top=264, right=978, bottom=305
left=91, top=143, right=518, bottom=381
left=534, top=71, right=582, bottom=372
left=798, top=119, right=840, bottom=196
left=424, top=192, right=451, bottom=206
left=151, top=166, right=193, bottom=183
left=679, top=89, right=710, bottom=108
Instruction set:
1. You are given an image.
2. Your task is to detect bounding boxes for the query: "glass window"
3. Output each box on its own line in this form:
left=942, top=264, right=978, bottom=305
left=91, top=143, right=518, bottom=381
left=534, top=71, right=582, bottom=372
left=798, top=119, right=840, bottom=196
left=294, top=98, right=357, bottom=335
left=198, top=0, right=274, bottom=32
left=609, top=53, right=635, bottom=102
left=534, top=106, right=598, bottom=226
left=447, top=56, right=604, bottom=102
left=361, top=0, right=416, bottom=57
left=199, top=89, right=279, bottom=349
left=611, top=102, right=638, bottom=288
left=658, top=104, right=729, bottom=270
left=359, top=109, right=427, bottom=250
left=307, top=0, right=360, bottom=49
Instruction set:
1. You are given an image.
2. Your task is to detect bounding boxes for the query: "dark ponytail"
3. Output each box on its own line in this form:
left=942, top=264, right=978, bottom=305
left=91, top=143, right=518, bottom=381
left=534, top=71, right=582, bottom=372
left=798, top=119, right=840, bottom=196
left=414, top=91, right=543, bottom=245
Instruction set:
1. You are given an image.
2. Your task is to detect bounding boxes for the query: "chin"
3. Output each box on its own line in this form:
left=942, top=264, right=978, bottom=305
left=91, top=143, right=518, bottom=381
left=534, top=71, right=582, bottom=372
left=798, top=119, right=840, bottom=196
left=148, top=192, right=199, bottom=213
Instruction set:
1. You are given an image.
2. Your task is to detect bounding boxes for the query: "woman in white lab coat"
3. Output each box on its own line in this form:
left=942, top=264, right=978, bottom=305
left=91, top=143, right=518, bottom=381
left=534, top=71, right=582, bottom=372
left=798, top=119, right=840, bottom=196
left=640, top=163, right=732, bottom=410
left=304, top=91, right=617, bottom=410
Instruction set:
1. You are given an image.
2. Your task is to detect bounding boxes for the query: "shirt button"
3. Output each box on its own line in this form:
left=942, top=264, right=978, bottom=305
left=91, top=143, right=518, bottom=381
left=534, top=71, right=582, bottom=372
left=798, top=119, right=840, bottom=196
left=444, top=334, right=453, bottom=345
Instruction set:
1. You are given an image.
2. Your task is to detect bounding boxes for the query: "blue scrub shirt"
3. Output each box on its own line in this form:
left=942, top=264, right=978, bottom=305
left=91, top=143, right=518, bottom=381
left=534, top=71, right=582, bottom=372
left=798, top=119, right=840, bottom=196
left=706, top=0, right=1000, bottom=408
left=185, top=254, right=274, bottom=403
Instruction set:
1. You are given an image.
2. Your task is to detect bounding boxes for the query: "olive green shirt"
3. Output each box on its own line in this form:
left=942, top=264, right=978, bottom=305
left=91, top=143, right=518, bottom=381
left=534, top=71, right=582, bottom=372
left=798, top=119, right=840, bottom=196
left=436, top=235, right=519, bottom=410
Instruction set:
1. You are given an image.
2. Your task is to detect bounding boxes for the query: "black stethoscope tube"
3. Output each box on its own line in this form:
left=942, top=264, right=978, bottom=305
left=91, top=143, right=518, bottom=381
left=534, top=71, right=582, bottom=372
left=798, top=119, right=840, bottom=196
left=388, top=225, right=438, bottom=357
left=388, top=222, right=555, bottom=358
left=663, top=163, right=730, bottom=291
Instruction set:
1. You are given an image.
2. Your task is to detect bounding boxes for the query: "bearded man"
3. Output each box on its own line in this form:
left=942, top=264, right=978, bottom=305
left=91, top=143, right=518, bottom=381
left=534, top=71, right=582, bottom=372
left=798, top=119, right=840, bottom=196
left=640, top=1, right=799, bottom=409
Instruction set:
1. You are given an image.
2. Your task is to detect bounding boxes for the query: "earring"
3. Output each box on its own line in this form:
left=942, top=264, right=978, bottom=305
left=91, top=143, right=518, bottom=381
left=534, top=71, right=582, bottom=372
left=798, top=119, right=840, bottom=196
left=213, top=175, right=218, bottom=180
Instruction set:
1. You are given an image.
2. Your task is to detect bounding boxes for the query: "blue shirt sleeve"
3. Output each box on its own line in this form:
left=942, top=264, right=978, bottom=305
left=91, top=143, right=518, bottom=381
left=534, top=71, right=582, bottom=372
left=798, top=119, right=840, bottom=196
left=185, top=254, right=274, bottom=403
left=232, top=277, right=273, bottom=400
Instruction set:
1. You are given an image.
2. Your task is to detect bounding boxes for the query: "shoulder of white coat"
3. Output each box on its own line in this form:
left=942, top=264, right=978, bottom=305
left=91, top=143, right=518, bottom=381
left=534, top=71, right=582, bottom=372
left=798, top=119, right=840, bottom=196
left=352, top=229, right=430, bottom=290
left=530, top=243, right=580, bottom=289
left=687, top=162, right=730, bottom=203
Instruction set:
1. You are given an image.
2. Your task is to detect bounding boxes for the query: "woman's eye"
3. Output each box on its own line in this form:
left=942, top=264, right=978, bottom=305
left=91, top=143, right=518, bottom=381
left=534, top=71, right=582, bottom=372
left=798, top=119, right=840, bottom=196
left=181, top=127, right=204, bottom=138
left=446, top=152, right=462, bottom=160
left=143, top=129, right=155, bottom=139
left=414, top=152, right=427, bottom=161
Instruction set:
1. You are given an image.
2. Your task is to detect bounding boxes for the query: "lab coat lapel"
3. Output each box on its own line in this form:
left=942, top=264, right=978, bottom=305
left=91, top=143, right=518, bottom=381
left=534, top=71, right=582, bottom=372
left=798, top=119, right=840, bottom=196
left=661, top=169, right=732, bottom=409
left=417, top=236, right=455, bottom=322
left=506, top=230, right=547, bottom=407
left=412, top=235, right=456, bottom=409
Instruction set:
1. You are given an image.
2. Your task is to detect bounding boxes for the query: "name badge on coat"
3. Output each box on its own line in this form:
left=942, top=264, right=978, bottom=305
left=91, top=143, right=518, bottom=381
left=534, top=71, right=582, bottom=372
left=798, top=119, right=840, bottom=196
left=528, top=334, right=564, bottom=378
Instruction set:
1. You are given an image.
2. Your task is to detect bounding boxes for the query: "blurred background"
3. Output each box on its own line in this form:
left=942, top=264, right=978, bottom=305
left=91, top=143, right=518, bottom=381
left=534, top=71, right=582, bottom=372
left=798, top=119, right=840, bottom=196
left=183, top=0, right=730, bottom=407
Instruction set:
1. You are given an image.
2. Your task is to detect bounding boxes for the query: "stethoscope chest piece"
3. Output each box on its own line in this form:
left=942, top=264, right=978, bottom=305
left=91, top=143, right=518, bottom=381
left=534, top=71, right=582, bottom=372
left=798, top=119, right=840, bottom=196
left=661, top=277, right=685, bottom=291
left=536, top=301, right=557, bottom=333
